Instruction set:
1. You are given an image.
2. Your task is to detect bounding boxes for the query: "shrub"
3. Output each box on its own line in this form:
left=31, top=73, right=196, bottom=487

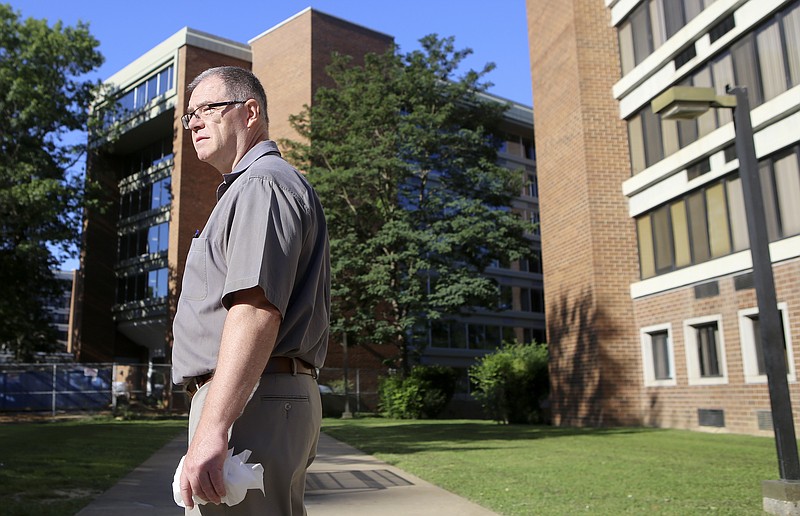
left=469, top=342, right=549, bottom=424
left=379, top=365, right=458, bottom=419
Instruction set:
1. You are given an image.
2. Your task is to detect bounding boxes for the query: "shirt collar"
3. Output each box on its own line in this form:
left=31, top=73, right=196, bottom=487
left=216, top=140, right=281, bottom=200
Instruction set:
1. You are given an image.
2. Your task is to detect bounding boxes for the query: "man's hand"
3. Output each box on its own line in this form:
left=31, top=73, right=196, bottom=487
left=180, top=426, right=228, bottom=508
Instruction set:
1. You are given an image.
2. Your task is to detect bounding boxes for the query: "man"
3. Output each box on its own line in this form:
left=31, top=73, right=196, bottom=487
left=171, top=66, right=330, bottom=515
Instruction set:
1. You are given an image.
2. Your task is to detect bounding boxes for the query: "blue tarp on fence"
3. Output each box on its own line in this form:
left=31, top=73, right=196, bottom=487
left=0, top=365, right=113, bottom=411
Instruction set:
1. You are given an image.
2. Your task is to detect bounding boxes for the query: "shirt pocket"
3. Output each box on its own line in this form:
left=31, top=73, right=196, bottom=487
left=181, top=237, right=208, bottom=301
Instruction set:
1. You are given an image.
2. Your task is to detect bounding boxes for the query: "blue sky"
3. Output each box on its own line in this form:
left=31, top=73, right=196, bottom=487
left=14, top=1, right=533, bottom=105
left=14, top=1, right=533, bottom=270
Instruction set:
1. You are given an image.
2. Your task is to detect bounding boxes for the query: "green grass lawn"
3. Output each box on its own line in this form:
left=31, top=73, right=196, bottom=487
left=0, top=416, right=185, bottom=516
left=322, top=418, right=778, bottom=515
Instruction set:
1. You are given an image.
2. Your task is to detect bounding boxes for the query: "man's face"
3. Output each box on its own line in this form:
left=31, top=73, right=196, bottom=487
left=185, top=76, right=244, bottom=172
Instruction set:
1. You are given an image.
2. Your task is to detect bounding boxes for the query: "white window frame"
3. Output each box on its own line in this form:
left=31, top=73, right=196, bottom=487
left=640, top=323, right=677, bottom=387
left=738, top=302, right=795, bottom=384
left=684, top=314, right=729, bottom=386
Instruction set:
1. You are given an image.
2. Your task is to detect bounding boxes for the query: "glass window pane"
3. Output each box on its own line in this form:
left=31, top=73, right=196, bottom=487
left=684, top=0, right=704, bottom=22
left=760, top=161, right=781, bottom=242
left=664, top=0, right=685, bottom=37
left=148, top=225, right=159, bottom=254
left=653, top=205, right=673, bottom=273
left=638, top=216, right=656, bottom=278
left=159, top=222, right=170, bottom=252
left=726, top=175, right=750, bottom=251
left=649, top=0, right=667, bottom=49
left=732, top=35, right=763, bottom=105
left=756, top=22, right=788, bottom=101
left=431, top=320, right=450, bottom=348
left=671, top=200, right=692, bottom=267
left=784, top=3, right=800, bottom=87
left=711, top=54, right=735, bottom=126
left=158, top=268, right=168, bottom=298
left=688, top=191, right=711, bottom=263
left=148, top=270, right=158, bottom=298
left=774, top=152, right=800, bottom=237
left=706, top=182, right=731, bottom=257
left=146, top=76, right=158, bottom=104
left=651, top=331, right=671, bottom=380
left=451, top=322, right=467, bottom=349
left=642, top=106, right=663, bottom=166
left=619, top=21, right=636, bottom=75
left=692, top=68, right=717, bottom=136
left=631, top=4, right=653, bottom=65
left=697, top=323, right=721, bottom=377
left=662, top=118, right=680, bottom=156
left=677, top=118, right=698, bottom=148
left=629, top=113, right=646, bottom=173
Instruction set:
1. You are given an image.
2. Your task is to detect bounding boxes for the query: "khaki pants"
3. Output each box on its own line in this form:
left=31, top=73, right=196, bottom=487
left=186, top=372, right=322, bottom=515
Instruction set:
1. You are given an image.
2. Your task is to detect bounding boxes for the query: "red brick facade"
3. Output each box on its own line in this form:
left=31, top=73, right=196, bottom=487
left=526, top=0, right=800, bottom=435
left=526, top=0, right=643, bottom=427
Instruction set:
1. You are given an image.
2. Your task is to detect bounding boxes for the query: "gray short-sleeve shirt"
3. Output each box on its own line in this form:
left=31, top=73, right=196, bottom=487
left=171, top=141, right=330, bottom=385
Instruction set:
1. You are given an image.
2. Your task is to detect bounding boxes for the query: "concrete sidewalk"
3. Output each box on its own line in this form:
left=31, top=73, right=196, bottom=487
left=77, top=431, right=497, bottom=515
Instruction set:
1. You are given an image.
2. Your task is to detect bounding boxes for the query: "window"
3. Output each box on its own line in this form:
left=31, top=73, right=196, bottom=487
left=619, top=21, right=636, bottom=75
left=756, top=21, right=788, bottom=102
left=732, top=34, right=763, bottom=105
left=670, top=200, right=692, bottom=267
left=641, top=324, right=676, bottom=386
left=725, top=175, right=750, bottom=251
left=147, top=222, right=169, bottom=254
left=706, top=183, right=731, bottom=258
left=785, top=3, right=800, bottom=87
left=147, top=268, right=169, bottom=299
left=525, top=172, right=538, bottom=198
left=520, top=288, right=545, bottom=313
left=773, top=152, right=800, bottom=237
left=684, top=316, right=728, bottom=385
left=738, top=303, right=795, bottom=384
left=637, top=215, right=656, bottom=278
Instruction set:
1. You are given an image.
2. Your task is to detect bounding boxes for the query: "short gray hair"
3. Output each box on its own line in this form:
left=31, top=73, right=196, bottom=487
left=188, top=66, right=269, bottom=128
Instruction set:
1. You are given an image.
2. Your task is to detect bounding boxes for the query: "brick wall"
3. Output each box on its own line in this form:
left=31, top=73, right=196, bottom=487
left=633, top=258, right=800, bottom=435
left=526, top=0, right=643, bottom=426
left=250, top=9, right=392, bottom=146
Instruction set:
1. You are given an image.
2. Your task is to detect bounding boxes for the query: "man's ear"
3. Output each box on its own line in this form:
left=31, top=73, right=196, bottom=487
left=244, top=99, right=260, bottom=127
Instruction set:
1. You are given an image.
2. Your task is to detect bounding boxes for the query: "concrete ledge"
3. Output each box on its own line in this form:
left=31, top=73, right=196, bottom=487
left=763, top=480, right=800, bottom=515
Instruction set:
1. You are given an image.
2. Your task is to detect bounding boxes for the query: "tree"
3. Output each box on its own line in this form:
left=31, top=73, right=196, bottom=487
left=0, top=5, right=103, bottom=360
left=285, top=35, right=533, bottom=373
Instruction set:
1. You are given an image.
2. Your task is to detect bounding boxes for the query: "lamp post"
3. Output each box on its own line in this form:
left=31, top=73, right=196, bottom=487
left=652, top=86, right=800, bottom=494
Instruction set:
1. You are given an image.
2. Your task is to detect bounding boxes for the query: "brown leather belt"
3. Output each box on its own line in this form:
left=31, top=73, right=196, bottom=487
left=185, top=357, right=317, bottom=398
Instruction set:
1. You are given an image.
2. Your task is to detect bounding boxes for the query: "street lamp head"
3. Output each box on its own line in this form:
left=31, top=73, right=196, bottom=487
left=651, top=85, right=737, bottom=120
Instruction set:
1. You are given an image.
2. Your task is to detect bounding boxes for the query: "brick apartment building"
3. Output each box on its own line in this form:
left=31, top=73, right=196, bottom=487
left=527, top=0, right=800, bottom=435
left=71, top=8, right=542, bottom=400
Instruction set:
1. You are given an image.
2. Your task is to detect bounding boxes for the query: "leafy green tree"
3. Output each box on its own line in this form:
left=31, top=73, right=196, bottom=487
left=0, top=5, right=103, bottom=360
left=286, top=35, right=533, bottom=373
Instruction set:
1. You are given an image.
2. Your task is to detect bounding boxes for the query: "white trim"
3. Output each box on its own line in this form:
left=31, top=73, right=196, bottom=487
left=641, top=323, right=677, bottom=387
left=630, top=236, right=800, bottom=298
left=738, top=302, right=796, bottom=384
left=613, top=0, right=790, bottom=109
left=105, top=28, right=250, bottom=89
left=684, top=314, right=729, bottom=386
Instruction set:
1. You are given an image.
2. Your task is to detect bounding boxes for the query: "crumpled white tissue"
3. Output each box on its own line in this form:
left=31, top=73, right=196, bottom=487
left=172, top=448, right=265, bottom=507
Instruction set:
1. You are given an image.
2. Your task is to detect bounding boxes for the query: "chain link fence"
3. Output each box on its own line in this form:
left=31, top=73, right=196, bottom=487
left=0, top=363, right=385, bottom=418
left=0, top=363, right=181, bottom=417
left=317, top=367, right=385, bottom=417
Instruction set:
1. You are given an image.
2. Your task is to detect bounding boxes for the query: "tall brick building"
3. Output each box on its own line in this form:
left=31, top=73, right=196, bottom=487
left=72, top=8, right=542, bottom=398
left=527, top=0, right=800, bottom=435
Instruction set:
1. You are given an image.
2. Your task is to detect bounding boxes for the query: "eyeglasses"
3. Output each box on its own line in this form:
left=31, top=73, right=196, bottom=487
left=181, top=100, right=245, bottom=129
